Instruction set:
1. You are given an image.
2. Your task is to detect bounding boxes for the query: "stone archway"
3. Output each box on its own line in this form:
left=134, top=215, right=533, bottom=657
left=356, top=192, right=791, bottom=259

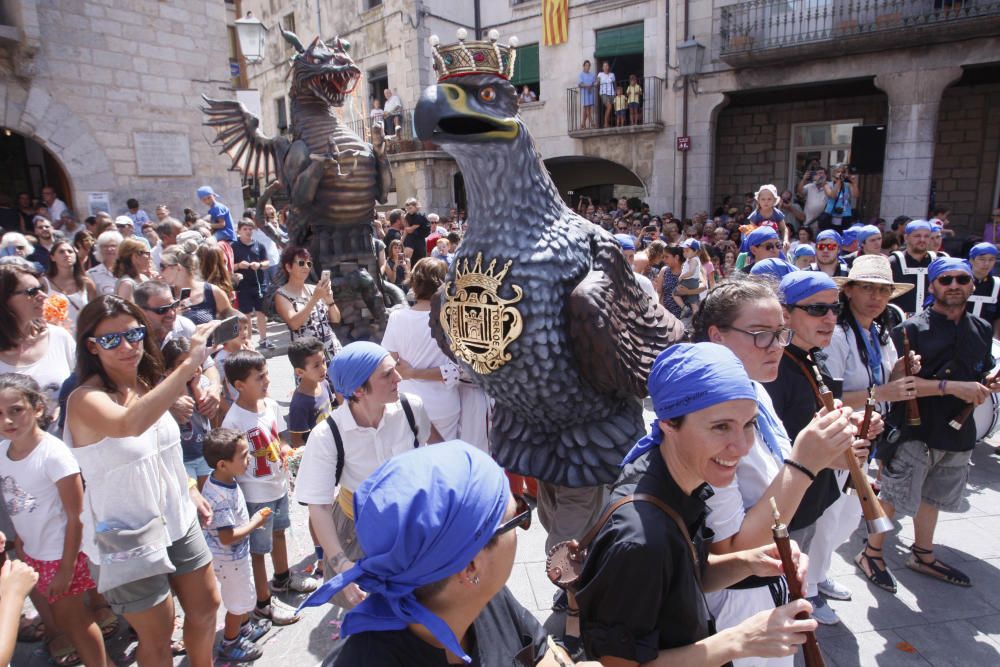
left=543, top=156, right=647, bottom=206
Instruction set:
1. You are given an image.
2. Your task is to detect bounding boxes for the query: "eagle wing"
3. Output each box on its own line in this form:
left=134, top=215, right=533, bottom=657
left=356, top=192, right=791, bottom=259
left=201, top=95, right=287, bottom=186
left=567, top=230, right=684, bottom=397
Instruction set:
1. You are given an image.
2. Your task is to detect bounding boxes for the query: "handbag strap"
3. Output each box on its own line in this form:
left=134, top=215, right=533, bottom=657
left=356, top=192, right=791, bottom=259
left=781, top=348, right=823, bottom=410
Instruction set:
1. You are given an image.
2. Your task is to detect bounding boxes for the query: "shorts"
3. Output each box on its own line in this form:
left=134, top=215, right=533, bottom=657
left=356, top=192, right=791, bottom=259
left=879, top=440, right=972, bottom=516
left=93, top=519, right=212, bottom=615
left=601, top=94, right=613, bottom=106
left=628, top=102, right=640, bottom=109
left=213, top=555, right=256, bottom=615
left=236, top=289, right=264, bottom=314
left=184, top=456, right=212, bottom=479
left=616, top=109, right=626, bottom=118
left=22, top=551, right=96, bottom=604
left=246, top=494, right=292, bottom=555
left=680, top=277, right=701, bottom=306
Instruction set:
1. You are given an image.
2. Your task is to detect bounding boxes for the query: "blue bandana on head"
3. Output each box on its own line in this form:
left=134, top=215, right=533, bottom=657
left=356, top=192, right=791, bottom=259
left=328, top=341, right=390, bottom=398
left=904, top=219, right=932, bottom=235
left=969, top=242, right=999, bottom=260
left=779, top=271, right=838, bottom=305
left=792, top=245, right=816, bottom=260
left=856, top=225, right=881, bottom=244
left=745, top=226, right=778, bottom=251
left=924, top=257, right=973, bottom=307
left=816, top=229, right=843, bottom=246
left=299, top=441, right=509, bottom=664
left=614, top=234, right=636, bottom=251
left=622, top=343, right=757, bottom=466
left=750, top=258, right=799, bottom=280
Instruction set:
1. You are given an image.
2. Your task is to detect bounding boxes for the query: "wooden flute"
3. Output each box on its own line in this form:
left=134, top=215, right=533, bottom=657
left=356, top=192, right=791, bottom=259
left=948, top=368, right=1000, bottom=430
left=809, top=363, right=892, bottom=535
left=902, top=329, right=921, bottom=426
left=769, top=498, right=825, bottom=667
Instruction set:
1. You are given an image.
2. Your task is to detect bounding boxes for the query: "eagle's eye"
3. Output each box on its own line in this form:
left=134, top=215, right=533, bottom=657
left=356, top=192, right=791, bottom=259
left=479, top=86, right=496, bottom=103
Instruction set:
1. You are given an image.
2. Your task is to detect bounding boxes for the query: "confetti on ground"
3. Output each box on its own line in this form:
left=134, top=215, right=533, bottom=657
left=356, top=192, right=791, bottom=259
left=896, top=641, right=917, bottom=653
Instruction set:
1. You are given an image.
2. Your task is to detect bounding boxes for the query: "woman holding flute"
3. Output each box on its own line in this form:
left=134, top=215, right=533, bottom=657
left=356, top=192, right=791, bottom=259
left=827, top=255, right=918, bottom=593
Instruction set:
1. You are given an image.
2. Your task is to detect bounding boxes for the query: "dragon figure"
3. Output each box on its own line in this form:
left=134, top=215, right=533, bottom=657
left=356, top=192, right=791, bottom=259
left=202, top=30, right=400, bottom=342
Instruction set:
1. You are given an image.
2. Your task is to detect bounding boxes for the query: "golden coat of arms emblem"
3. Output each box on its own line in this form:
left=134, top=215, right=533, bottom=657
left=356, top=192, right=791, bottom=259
left=440, top=253, right=524, bottom=374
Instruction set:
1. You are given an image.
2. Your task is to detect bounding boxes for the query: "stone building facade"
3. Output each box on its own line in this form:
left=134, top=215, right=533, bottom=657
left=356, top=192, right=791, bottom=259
left=0, top=0, right=242, bottom=219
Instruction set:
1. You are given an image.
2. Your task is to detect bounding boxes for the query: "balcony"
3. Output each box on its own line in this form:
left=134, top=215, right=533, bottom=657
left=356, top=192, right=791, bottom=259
left=717, top=0, right=1000, bottom=66
left=566, top=76, right=665, bottom=138
left=346, top=110, right=440, bottom=155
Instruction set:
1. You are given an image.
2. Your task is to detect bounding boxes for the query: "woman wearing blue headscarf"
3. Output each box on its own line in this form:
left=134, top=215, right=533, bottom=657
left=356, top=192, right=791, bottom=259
left=692, top=280, right=856, bottom=666
left=303, top=441, right=593, bottom=666
left=575, top=343, right=818, bottom=666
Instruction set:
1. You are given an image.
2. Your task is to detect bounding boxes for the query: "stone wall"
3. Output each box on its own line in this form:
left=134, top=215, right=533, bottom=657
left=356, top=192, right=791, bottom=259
left=714, top=93, right=888, bottom=218
left=0, top=0, right=243, bottom=217
left=932, top=82, right=1000, bottom=236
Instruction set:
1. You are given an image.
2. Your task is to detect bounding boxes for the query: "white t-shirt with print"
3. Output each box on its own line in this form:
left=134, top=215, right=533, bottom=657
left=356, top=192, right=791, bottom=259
left=222, top=398, right=288, bottom=503
left=0, top=433, right=80, bottom=561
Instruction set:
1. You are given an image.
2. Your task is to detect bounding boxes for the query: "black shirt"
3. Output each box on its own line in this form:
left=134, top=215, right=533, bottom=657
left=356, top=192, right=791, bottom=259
left=403, top=212, right=430, bottom=260
left=322, top=587, right=546, bottom=666
left=889, top=308, right=993, bottom=452
left=763, top=345, right=842, bottom=531
left=231, top=239, right=267, bottom=294
left=967, top=276, right=1000, bottom=325
left=384, top=227, right=402, bottom=245
left=577, top=447, right=719, bottom=664
left=26, top=243, right=51, bottom=271
left=888, top=251, right=937, bottom=315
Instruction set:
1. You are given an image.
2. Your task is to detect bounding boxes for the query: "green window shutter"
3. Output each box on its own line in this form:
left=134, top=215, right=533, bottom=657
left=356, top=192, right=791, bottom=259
left=511, top=43, right=539, bottom=85
left=594, top=23, right=644, bottom=58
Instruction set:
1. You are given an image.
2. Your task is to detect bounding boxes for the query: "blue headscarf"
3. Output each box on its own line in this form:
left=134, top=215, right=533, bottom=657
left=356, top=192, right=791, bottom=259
left=904, top=219, right=932, bottom=235
left=779, top=271, right=838, bottom=305
left=742, top=226, right=779, bottom=253
left=328, top=342, right=391, bottom=398
left=969, top=242, right=999, bottom=260
left=622, top=344, right=756, bottom=466
left=298, top=441, right=509, bottom=664
left=842, top=225, right=862, bottom=247
left=816, top=229, right=843, bottom=246
left=792, top=244, right=816, bottom=260
left=750, top=258, right=799, bottom=280
left=614, top=234, right=636, bottom=251
left=929, top=222, right=943, bottom=234
left=856, top=225, right=882, bottom=245
left=924, top=257, right=973, bottom=307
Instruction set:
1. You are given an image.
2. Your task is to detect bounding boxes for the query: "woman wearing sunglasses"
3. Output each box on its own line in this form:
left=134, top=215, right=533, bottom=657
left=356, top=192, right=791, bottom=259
left=302, top=440, right=592, bottom=667
left=275, top=245, right=342, bottom=361
left=113, top=238, right=156, bottom=302
left=0, top=262, right=76, bottom=432
left=575, top=343, right=818, bottom=666
left=64, top=296, right=221, bottom=667
left=689, top=279, right=855, bottom=666
left=159, top=240, right=232, bottom=325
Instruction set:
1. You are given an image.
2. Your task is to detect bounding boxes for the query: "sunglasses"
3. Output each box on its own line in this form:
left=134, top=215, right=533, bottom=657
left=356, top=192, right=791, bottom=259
left=937, top=275, right=972, bottom=286
left=13, top=286, right=45, bottom=298
left=89, top=325, right=146, bottom=350
left=493, top=494, right=535, bottom=538
left=135, top=250, right=151, bottom=257
left=790, top=303, right=843, bottom=317
left=143, top=299, right=181, bottom=315
left=722, top=326, right=794, bottom=349
left=760, top=242, right=780, bottom=252
left=296, top=259, right=313, bottom=268
left=816, top=243, right=839, bottom=251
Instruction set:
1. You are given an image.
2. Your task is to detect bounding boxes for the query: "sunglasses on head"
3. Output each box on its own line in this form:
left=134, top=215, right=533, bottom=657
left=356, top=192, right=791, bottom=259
left=790, top=303, right=843, bottom=317
left=493, top=494, right=535, bottom=538
left=296, top=259, right=313, bottom=268
left=816, top=243, right=839, bottom=251
left=937, top=274, right=972, bottom=286
left=143, top=299, right=181, bottom=315
left=89, top=326, right=146, bottom=351
left=13, top=286, right=45, bottom=298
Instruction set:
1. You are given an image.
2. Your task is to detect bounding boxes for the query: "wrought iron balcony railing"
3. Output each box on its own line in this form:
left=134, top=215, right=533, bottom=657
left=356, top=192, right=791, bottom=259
left=566, top=76, right=664, bottom=136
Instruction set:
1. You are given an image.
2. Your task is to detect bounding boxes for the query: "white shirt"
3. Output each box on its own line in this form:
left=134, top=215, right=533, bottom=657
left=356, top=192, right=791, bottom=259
left=634, top=272, right=657, bottom=302
left=597, top=71, right=616, bottom=96
left=803, top=183, right=827, bottom=223
left=87, top=264, right=117, bottom=296
left=0, top=325, right=75, bottom=432
left=294, top=394, right=431, bottom=503
left=251, top=228, right=280, bottom=265
left=161, top=314, right=196, bottom=349
left=151, top=242, right=164, bottom=272
left=825, top=323, right=898, bottom=411
left=47, top=198, right=68, bottom=222
left=381, top=309, right=461, bottom=422
left=383, top=94, right=402, bottom=115
left=222, top=398, right=288, bottom=504
left=0, top=433, right=80, bottom=560
left=680, top=256, right=702, bottom=281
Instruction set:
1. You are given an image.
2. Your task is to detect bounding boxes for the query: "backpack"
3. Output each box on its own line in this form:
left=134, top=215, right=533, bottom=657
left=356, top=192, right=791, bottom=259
left=325, top=393, right=420, bottom=485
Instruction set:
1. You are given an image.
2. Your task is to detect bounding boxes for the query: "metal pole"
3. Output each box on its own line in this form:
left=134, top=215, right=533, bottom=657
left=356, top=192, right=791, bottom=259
left=474, top=0, right=482, bottom=39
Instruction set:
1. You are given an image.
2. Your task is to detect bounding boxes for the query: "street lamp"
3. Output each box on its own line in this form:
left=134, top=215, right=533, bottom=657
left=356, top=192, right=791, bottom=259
left=234, top=11, right=268, bottom=65
left=676, top=39, right=706, bottom=78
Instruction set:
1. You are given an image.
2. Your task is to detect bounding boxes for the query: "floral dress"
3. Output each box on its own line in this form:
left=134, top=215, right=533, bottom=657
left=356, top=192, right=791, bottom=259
left=277, top=285, right=342, bottom=360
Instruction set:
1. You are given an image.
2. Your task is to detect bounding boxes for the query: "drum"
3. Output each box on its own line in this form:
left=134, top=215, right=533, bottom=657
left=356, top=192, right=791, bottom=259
left=973, top=338, right=1000, bottom=441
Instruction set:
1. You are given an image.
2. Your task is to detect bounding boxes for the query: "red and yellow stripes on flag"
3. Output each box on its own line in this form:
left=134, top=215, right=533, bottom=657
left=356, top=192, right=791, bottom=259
left=542, top=0, right=568, bottom=46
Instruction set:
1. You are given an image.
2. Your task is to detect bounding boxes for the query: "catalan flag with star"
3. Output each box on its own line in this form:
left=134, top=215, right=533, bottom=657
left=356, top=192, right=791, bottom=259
left=543, top=0, right=568, bottom=46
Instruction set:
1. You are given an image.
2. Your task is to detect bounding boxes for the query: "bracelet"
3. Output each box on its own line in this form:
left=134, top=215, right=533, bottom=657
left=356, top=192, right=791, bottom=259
left=938, top=379, right=947, bottom=395
left=784, top=459, right=817, bottom=482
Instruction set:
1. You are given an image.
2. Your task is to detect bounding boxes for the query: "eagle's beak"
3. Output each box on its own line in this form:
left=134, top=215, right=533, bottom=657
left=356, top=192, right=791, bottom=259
left=414, top=83, right=519, bottom=142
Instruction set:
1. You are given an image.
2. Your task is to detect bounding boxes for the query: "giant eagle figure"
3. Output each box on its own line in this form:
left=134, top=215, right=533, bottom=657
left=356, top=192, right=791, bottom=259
left=415, top=31, right=684, bottom=487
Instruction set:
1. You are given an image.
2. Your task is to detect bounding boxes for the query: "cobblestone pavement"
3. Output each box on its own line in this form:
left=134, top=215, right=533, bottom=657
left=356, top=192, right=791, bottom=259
left=14, top=324, right=1000, bottom=665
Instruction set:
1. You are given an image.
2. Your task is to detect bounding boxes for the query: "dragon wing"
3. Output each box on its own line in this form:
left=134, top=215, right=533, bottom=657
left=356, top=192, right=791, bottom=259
left=201, top=94, right=287, bottom=185
left=567, top=229, right=685, bottom=398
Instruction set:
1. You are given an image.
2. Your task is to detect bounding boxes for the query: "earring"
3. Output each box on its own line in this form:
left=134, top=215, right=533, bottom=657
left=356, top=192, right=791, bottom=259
left=469, top=574, right=480, bottom=585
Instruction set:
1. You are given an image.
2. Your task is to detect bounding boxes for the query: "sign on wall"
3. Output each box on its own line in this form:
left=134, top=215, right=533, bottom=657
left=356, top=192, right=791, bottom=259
left=133, top=132, right=193, bottom=176
left=87, top=192, right=111, bottom=216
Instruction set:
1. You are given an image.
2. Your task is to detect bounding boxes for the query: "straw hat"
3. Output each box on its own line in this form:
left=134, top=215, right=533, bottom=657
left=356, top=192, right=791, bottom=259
left=833, top=254, right=913, bottom=299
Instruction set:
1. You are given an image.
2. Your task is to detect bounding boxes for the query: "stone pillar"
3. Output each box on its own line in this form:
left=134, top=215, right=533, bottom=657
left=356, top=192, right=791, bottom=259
left=875, top=68, right=962, bottom=219
left=679, top=90, right=727, bottom=216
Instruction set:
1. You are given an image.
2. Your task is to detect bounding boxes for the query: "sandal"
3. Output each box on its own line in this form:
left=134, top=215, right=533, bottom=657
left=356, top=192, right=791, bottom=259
left=93, top=606, right=120, bottom=639
left=905, top=545, right=971, bottom=587
left=171, top=615, right=187, bottom=656
left=46, top=637, right=82, bottom=667
left=17, top=616, right=46, bottom=643
left=854, top=541, right=897, bottom=594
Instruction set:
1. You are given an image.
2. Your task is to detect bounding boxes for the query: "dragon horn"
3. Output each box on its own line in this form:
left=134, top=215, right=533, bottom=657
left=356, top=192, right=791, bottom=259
left=306, top=36, right=320, bottom=52
left=281, top=29, right=306, bottom=54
